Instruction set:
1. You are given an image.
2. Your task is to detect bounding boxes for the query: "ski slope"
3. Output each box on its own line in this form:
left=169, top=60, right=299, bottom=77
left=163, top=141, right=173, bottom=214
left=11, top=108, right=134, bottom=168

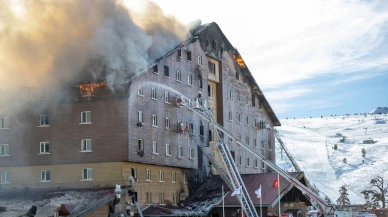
left=275, top=112, right=388, bottom=204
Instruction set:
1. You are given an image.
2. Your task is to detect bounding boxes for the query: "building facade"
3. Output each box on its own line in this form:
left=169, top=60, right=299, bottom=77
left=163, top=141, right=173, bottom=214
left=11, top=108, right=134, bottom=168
left=0, top=22, right=280, bottom=210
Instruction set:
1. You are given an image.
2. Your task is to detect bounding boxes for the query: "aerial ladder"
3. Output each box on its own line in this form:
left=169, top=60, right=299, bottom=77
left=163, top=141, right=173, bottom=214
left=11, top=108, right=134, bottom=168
left=273, top=130, right=302, bottom=172
left=178, top=96, right=334, bottom=217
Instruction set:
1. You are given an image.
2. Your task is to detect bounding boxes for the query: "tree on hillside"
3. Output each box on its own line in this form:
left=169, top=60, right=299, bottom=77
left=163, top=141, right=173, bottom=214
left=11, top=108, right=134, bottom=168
left=343, top=158, right=347, bottom=163
left=334, top=144, right=338, bottom=150
left=337, top=185, right=351, bottom=207
left=362, top=148, right=366, bottom=158
left=325, top=195, right=332, bottom=204
left=361, top=175, right=388, bottom=208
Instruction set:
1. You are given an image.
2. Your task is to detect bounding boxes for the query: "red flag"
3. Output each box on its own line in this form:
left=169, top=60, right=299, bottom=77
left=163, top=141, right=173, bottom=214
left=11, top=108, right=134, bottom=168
left=272, top=176, right=279, bottom=188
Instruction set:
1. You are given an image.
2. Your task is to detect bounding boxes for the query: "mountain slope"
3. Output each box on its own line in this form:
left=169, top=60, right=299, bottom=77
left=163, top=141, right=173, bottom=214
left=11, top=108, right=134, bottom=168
left=275, top=113, right=388, bottom=204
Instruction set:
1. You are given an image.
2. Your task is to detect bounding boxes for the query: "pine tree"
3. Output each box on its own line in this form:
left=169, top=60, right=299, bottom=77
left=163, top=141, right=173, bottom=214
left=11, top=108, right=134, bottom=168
left=362, top=148, right=366, bottom=158
left=334, top=144, right=338, bottom=150
left=325, top=195, right=332, bottom=204
left=343, top=158, right=347, bottom=163
left=361, top=176, right=387, bottom=208
left=336, top=185, right=351, bottom=207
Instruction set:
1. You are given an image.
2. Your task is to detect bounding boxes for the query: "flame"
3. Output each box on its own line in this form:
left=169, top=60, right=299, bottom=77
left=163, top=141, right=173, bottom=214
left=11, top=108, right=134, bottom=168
left=236, top=57, right=245, bottom=68
left=76, top=82, right=107, bottom=97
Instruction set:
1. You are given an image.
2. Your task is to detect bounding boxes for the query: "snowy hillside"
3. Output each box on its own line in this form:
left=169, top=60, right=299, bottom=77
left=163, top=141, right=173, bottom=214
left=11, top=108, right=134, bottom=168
left=370, top=107, right=388, bottom=114
left=275, top=112, right=388, bottom=205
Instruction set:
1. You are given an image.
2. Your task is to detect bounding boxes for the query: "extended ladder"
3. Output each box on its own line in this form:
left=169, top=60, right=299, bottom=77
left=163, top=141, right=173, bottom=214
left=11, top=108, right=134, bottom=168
left=273, top=130, right=302, bottom=173
left=182, top=99, right=334, bottom=216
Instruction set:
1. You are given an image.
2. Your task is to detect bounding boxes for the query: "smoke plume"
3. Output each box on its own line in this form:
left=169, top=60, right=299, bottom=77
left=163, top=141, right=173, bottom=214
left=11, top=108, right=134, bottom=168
left=0, top=0, right=188, bottom=108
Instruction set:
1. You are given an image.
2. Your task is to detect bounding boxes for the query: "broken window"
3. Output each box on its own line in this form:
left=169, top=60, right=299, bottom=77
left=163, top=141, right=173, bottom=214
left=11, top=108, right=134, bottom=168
left=252, top=95, right=256, bottom=107
left=208, top=61, right=216, bottom=75
left=131, top=168, right=137, bottom=178
left=164, top=65, right=169, bottom=77
left=187, top=51, right=192, bottom=61
left=236, top=71, right=240, bottom=80
left=177, top=49, right=182, bottom=59
left=153, top=65, right=158, bottom=74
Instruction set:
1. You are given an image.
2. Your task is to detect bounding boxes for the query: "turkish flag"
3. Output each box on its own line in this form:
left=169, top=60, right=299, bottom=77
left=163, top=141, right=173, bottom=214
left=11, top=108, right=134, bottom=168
left=272, top=176, right=279, bottom=188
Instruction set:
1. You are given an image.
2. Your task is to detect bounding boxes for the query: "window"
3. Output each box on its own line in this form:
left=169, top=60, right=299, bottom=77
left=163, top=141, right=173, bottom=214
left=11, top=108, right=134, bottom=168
left=82, top=168, right=92, bottom=180
left=188, top=74, right=193, bottom=86
left=197, top=56, right=202, bottom=66
left=131, top=168, right=137, bottom=179
left=246, top=158, right=250, bottom=167
left=183, top=173, right=188, bottom=183
left=1, top=172, right=10, bottom=184
left=152, top=141, right=158, bottom=154
left=252, top=95, right=256, bottom=107
left=228, top=137, right=233, bottom=146
left=228, top=111, right=232, bottom=121
left=189, top=148, right=194, bottom=159
left=253, top=119, right=257, bottom=128
left=172, top=172, right=176, bottom=183
left=245, top=116, right=249, bottom=126
left=177, top=49, right=182, bottom=59
left=138, top=111, right=143, bottom=123
left=164, top=65, right=169, bottom=77
left=226, top=67, right=231, bottom=77
left=166, top=144, right=171, bottom=156
left=172, top=193, right=177, bottom=204
left=209, top=130, right=213, bottom=142
left=176, top=71, right=181, bottom=82
left=153, top=65, right=158, bottom=74
left=245, top=96, right=248, bottom=105
left=80, top=111, right=91, bottom=124
left=178, top=146, right=183, bottom=158
left=254, top=159, right=258, bottom=168
left=208, top=61, right=216, bottom=75
left=152, top=114, right=157, bottom=127
left=138, top=139, right=143, bottom=151
left=187, top=51, right=192, bottom=61
left=0, top=117, right=9, bottom=129
left=238, top=156, right=242, bottom=166
left=164, top=91, right=169, bottom=103
left=151, top=88, right=156, bottom=99
left=261, top=140, right=265, bottom=149
left=0, top=144, right=9, bottom=156
left=159, top=170, right=164, bottom=182
left=259, top=100, right=262, bottom=109
left=159, top=193, right=165, bottom=204
left=199, top=79, right=203, bottom=89
left=138, top=84, right=143, bottom=96
left=39, top=115, right=49, bottom=126
left=245, top=137, right=249, bottom=145
left=39, top=142, right=50, bottom=154
left=236, top=71, right=240, bottom=80
left=165, top=118, right=170, bottom=129
left=237, top=113, right=241, bottom=123
left=146, top=192, right=152, bottom=204
left=41, top=170, right=50, bottom=182
left=146, top=169, right=151, bottom=181
left=268, top=141, right=272, bottom=151
left=81, top=139, right=92, bottom=152
left=227, top=89, right=232, bottom=99
left=236, top=93, right=240, bottom=102
left=208, top=85, right=213, bottom=98
left=254, top=138, right=257, bottom=147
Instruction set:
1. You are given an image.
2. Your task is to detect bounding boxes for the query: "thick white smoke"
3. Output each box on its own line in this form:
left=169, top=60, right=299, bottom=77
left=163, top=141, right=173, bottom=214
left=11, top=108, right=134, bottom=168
left=0, top=0, right=188, bottom=108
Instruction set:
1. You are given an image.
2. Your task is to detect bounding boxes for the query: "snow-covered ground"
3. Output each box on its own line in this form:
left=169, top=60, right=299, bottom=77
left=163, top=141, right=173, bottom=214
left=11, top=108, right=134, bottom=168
left=275, top=112, right=388, bottom=205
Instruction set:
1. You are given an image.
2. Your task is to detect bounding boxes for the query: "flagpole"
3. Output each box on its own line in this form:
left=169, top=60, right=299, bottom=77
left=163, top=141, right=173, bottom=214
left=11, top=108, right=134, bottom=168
left=222, top=185, right=225, bottom=217
left=260, top=184, right=262, bottom=217
left=278, top=173, right=281, bottom=217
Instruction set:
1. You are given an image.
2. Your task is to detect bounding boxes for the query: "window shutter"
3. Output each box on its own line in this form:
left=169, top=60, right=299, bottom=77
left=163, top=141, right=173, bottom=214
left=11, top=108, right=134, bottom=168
left=86, top=112, right=91, bottom=122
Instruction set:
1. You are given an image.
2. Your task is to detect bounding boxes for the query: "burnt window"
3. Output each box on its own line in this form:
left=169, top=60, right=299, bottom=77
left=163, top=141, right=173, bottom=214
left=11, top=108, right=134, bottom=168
left=164, top=65, right=169, bottom=77
left=212, top=39, right=217, bottom=50
left=187, top=51, right=192, bottom=61
left=199, top=125, right=204, bottom=136
left=153, top=65, right=158, bottom=74
left=252, top=95, right=256, bottom=107
left=236, top=72, right=240, bottom=80
left=177, top=49, right=182, bottom=59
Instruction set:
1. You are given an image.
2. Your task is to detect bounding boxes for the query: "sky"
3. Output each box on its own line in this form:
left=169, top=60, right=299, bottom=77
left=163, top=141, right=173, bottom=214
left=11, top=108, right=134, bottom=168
left=127, top=0, right=388, bottom=119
